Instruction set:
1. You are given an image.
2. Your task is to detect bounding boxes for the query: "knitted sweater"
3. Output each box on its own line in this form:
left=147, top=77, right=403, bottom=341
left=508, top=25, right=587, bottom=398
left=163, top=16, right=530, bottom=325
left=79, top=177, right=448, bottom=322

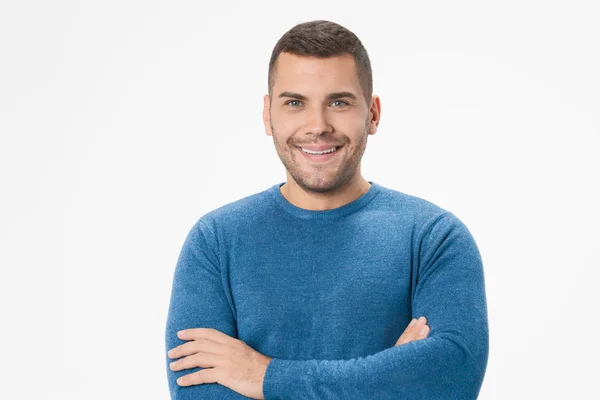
left=165, top=181, right=489, bottom=399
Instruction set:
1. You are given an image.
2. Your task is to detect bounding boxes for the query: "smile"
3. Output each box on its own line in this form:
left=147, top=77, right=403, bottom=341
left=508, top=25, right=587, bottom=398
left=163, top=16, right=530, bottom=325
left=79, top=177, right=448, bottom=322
left=299, top=146, right=338, bottom=155
left=295, top=145, right=342, bottom=162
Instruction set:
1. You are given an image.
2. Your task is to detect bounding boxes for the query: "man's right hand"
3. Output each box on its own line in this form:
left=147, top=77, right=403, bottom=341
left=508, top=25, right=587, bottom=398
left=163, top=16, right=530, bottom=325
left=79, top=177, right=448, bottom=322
left=395, top=316, right=430, bottom=346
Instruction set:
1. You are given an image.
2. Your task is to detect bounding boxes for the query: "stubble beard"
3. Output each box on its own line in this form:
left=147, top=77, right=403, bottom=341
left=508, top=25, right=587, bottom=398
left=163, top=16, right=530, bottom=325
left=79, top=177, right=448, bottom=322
left=270, top=117, right=370, bottom=194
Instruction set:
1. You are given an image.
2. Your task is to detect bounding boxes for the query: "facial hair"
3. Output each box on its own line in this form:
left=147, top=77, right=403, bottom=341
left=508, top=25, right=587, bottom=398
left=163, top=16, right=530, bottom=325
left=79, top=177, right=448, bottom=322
left=270, top=116, right=370, bottom=194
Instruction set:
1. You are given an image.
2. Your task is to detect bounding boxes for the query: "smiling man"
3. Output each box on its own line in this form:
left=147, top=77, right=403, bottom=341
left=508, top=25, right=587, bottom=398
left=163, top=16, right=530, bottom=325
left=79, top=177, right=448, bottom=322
left=165, top=20, right=489, bottom=399
left=268, top=52, right=374, bottom=211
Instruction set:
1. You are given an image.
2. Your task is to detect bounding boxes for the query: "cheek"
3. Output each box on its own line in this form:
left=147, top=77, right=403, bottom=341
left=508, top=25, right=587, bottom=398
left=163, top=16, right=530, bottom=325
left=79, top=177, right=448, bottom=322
left=331, top=114, right=363, bottom=131
left=271, top=115, right=298, bottom=136
left=279, top=118, right=303, bottom=134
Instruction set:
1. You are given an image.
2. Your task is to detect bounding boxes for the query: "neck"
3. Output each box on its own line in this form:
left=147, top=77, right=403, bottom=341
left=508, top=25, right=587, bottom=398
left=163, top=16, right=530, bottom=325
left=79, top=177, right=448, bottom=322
left=280, top=174, right=371, bottom=211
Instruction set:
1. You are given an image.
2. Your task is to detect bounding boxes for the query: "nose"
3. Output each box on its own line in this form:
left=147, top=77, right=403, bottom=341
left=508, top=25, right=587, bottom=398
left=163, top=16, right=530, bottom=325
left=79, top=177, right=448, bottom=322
left=305, top=106, right=332, bottom=136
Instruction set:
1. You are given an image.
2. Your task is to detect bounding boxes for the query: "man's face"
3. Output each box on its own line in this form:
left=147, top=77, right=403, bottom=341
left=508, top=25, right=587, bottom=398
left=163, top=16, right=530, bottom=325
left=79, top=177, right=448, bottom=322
left=263, top=52, right=378, bottom=193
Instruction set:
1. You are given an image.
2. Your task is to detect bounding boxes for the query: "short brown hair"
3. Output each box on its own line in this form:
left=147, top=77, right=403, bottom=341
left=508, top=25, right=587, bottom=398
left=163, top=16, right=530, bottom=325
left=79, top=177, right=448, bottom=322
left=268, top=20, right=373, bottom=104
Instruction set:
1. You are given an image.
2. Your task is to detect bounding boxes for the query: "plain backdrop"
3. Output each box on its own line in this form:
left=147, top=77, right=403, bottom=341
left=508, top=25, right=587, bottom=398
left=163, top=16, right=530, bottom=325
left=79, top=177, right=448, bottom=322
left=1, top=1, right=598, bottom=398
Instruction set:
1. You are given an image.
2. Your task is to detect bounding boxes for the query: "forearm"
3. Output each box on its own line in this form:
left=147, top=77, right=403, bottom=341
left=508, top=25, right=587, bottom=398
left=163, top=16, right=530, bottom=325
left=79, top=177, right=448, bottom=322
left=263, top=326, right=488, bottom=399
left=264, top=212, right=489, bottom=400
left=165, top=220, right=253, bottom=399
left=166, top=325, right=254, bottom=400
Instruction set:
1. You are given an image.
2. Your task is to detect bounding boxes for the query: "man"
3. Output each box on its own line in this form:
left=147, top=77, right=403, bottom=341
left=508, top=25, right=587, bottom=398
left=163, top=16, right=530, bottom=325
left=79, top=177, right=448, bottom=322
left=165, top=20, right=489, bottom=399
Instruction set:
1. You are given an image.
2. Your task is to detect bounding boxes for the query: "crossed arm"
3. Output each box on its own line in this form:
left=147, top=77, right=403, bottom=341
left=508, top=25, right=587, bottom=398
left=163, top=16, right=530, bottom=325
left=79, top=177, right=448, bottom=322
left=165, top=213, right=489, bottom=399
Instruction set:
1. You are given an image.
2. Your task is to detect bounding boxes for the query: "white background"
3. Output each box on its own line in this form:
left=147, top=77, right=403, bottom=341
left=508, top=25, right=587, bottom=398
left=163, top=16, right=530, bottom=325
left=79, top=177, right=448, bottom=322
left=1, top=1, right=598, bottom=398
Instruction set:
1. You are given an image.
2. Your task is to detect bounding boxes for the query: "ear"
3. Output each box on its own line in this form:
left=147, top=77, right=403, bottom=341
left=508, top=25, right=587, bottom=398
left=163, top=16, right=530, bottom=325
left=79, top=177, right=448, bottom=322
left=263, top=94, right=273, bottom=136
left=367, top=95, right=381, bottom=135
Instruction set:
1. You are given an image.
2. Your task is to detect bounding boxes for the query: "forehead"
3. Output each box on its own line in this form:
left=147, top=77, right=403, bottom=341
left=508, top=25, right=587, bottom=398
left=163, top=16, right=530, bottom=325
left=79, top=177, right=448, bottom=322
left=273, top=52, right=361, bottom=94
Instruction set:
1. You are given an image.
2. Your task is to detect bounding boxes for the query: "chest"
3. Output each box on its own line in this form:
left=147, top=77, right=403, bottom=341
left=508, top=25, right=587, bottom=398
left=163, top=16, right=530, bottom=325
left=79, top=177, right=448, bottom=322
left=225, top=221, right=415, bottom=359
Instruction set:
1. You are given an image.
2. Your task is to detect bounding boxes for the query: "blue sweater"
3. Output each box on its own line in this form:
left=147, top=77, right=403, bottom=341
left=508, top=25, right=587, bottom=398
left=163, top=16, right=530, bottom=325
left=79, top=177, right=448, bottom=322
left=165, top=181, right=489, bottom=399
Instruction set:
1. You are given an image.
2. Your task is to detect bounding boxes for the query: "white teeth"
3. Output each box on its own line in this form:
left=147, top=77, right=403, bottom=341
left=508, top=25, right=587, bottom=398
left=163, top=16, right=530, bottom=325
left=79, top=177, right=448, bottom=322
left=300, top=146, right=337, bottom=155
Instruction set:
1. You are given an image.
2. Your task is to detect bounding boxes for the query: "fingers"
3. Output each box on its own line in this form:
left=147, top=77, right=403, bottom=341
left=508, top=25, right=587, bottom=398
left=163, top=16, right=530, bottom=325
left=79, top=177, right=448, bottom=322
left=176, top=366, right=220, bottom=386
left=395, top=316, right=430, bottom=346
left=401, top=316, right=428, bottom=344
left=395, top=318, right=417, bottom=346
left=170, top=352, right=224, bottom=371
left=417, top=323, right=430, bottom=339
left=177, top=328, right=233, bottom=345
left=168, top=338, right=221, bottom=359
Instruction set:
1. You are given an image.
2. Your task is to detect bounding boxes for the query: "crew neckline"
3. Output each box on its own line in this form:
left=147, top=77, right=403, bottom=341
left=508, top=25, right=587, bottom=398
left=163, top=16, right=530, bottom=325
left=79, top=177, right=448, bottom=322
left=266, top=181, right=381, bottom=220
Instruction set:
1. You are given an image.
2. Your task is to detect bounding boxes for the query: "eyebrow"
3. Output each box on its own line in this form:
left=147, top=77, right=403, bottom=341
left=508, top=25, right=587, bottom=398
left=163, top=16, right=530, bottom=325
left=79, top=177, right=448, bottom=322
left=278, top=91, right=358, bottom=101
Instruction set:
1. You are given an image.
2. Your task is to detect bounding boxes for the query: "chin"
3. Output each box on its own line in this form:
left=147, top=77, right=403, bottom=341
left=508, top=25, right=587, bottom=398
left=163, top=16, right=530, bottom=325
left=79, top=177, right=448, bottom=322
left=295, top=175, right=345, bottom=193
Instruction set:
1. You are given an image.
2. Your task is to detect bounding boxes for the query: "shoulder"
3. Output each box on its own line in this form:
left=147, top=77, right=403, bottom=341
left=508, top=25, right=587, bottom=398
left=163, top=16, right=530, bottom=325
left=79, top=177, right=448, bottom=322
left=188, top=184, right=276, bottom=235
left=372, top=182, right=473, bottom=240
left=373, top=182, right=449, bottom=222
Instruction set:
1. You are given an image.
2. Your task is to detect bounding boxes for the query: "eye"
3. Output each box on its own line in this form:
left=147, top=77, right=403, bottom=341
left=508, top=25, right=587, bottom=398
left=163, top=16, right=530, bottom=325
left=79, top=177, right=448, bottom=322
left=331, top=100, right=348, bottom=107
left=285, top=100, right=302, bottom=107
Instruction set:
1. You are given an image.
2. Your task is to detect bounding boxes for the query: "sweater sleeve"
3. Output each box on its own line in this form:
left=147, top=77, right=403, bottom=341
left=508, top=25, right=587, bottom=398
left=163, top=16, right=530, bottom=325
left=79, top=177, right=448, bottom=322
left=165, top=220, right=251, bottom=399
left=262, top=212, right=489, bottom=400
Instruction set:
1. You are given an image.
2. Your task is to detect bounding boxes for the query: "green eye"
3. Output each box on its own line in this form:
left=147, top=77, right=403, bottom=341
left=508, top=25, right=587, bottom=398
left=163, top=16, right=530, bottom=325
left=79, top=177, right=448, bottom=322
left=286, top=100, right=302, bottom=107
left=332, top=100, right=348, bottom=107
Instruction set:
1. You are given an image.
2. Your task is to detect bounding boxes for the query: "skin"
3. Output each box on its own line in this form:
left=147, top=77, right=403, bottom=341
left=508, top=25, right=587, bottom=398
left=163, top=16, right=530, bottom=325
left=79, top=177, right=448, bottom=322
left=263, top=52, right=381, bottom=210
left=168, top=52, right=430, bottom=399
left=168, top=319, right=430, bottom=398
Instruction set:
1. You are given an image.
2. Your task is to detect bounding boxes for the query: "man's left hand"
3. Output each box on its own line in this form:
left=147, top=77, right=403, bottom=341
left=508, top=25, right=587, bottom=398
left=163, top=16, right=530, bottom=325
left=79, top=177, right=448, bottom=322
left=168, top=328, right=273, bottom=400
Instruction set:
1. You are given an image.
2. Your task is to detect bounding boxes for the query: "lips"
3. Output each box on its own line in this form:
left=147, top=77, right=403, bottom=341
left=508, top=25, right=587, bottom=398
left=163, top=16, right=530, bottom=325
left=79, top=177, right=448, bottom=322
left=296, top=144, right=342, bottom=151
